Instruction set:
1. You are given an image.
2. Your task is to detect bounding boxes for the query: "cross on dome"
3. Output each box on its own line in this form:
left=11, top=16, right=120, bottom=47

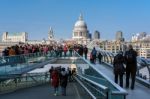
left=79, top=13, right=83, bottom=20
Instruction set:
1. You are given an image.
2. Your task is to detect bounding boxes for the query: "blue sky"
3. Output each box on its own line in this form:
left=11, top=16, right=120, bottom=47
left=0, top=0, right=150, bottom=40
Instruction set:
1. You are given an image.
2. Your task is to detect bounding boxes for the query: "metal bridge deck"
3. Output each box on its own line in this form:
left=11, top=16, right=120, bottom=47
left=0, top=57, right=150, bottom=99
left=0, top=82, right=90, bottom=99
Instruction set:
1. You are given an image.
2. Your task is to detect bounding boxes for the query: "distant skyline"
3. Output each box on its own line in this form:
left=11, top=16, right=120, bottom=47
left=0, top=0, right=150, bottom=40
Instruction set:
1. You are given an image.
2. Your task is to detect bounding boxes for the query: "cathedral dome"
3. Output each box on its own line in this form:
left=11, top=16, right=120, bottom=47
left=74, top=20, right=87, bottom=28
left=74, top=14, right=87, bottom=28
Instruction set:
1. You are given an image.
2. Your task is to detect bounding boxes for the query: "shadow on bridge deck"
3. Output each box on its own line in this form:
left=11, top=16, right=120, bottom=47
left=0, top=82, right=90, bottom=99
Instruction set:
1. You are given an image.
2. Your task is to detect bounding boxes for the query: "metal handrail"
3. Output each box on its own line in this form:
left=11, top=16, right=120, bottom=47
left=77, top=74, right=108, bottom=91
left=0, top=73, right=50, bottom=93
left=74, top=76, right=97, bottom=99
left=74, top=51, right=128, bottom=96
left=84, top=74, right=107, bottom=82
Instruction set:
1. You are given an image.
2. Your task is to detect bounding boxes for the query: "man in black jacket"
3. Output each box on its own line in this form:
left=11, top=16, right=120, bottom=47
left=60, top=68, right=68, bottom=96
left=83, top=45, right=88, bottom=59
left=97, top=52, right=102, bottom=64
left=124, top=44, right=137, bottom=90
left=78, top=45, right=83, bottom=56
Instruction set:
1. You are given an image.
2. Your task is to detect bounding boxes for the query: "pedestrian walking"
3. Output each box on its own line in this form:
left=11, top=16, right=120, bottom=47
left=97, top=52, right=102, bottom=64
left=51, top=68, right=59, bottom=96
left=60, top=68, right=68, bottom=96
left=91, top=47, right=97, bottom=64
left=124, top=44, right=137, bottom=90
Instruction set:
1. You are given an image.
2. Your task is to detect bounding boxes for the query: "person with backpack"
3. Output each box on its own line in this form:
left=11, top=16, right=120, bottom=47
left=124, top=44, right=137, bottom=90
left=83, top=45, right=88, bottom=59
left=60, top=68, right=68, bottom=96
left=113, top=51, right=125, bottom=87
left=91, top=47, right=97, bottom=64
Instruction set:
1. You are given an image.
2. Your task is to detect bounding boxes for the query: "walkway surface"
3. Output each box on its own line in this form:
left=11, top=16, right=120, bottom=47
left=94, top=62, right=150, bottom=99
left=0, top=82, right=90, bottom=99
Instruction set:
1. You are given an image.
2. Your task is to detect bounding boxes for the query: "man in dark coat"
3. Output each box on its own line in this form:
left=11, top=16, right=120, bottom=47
left=78, top=45, right=84, bottom=56
left=60, top=68, right=68, bottom=96
left=97, top=52, right=102, bottom=64
left=83, top=45, right=88, bottom=59
left=91, top=47, right=97, bottom=63
left=124, top=44, right=137, bottom=90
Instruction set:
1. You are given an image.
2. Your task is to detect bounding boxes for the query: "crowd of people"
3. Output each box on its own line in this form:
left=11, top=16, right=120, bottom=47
left=2, top=44, right=89, bottom=58
left=2, top=44, right=50, bottom=56
left=49, top=66, right=76, bottom=96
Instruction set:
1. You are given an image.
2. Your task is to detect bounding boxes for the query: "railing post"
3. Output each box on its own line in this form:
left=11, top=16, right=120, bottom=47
left=110, top=57, right=112, bottom=64
left=137, top=67, right=140, bottom=76
left=0, top=82, right=1, bottom=92
left=124, top=95, right=126, bottom=99
left=106, top=91, right=109, bottom=99
left=14, top=78, right=17, bottom=88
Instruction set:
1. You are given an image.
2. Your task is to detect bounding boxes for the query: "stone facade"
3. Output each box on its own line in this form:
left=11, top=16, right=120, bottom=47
left=2, top=32, right=28, bottom=43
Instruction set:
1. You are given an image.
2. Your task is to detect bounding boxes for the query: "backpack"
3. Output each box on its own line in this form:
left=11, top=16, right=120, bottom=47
left=98, top=52, right=102, bottom=58
left=114, top=64, right=125, bottom=74
left=92, top=50, right=96, bottom=55
left=126, top=51, right=134, bottom=63
left=114, top=54, right=125, bottom=74
left=90, top=53, right=93, bottom=59
left=84, top=48, right=88, bottom=53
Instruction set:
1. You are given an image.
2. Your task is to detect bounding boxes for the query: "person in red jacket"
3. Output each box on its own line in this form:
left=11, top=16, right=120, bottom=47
left=51, top=68, right=59, bottom=96
left=63, top=45, right=68, bottom=57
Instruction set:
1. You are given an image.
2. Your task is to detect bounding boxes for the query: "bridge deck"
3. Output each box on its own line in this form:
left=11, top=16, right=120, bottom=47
left=0, top=57, right=150, bottom=99
left=0, top=82, right=90, bottom=99
left=94, top=62, right=150, bottom=99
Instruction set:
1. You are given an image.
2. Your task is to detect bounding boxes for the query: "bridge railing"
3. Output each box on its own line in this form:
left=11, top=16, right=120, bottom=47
left=0, top=73, right=50, bottom=94
left=74, top=52, right=128, bottom=99
left=0, top=52, right=54, bottom=76
left=0, top=50, right=75, bottom=65
left=0, top=51, right=56, bottom=64
left=75, top=74, right=108, bottom=99
left=0, top=50, right=77, bottom=77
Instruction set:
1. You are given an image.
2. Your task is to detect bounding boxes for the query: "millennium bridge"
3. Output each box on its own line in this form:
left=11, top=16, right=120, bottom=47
left=0, top=45, right=149, bottom=99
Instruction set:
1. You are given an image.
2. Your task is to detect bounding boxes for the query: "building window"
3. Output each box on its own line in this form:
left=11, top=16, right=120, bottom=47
left=74, top=32, right=77, bottom=36
left=80, top=32, right=82, bottom=36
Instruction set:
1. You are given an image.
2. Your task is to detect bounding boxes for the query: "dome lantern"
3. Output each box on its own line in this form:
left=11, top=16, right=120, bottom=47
left=79, top=13, right=83, bottom=21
